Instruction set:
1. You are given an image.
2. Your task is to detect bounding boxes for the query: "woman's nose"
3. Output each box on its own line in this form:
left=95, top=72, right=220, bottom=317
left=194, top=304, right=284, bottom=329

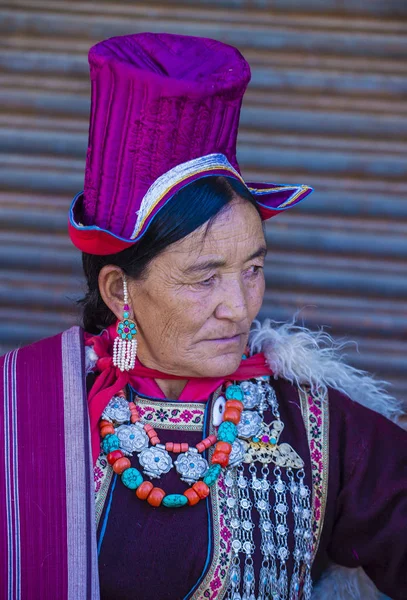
left=214, top=279, right=248, bottom=322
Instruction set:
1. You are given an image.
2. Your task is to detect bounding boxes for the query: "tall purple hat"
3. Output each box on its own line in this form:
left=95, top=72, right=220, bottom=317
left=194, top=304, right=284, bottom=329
left=69, top=33, right=312, bottom=255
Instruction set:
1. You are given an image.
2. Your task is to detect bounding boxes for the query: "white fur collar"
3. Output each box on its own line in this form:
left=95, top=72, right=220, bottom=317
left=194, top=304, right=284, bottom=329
left=249, top=318, right=403, bottom=423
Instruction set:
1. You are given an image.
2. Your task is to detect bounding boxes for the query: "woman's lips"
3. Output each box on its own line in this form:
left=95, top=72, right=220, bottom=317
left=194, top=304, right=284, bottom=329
left=205, top=334, right=242, bottom=344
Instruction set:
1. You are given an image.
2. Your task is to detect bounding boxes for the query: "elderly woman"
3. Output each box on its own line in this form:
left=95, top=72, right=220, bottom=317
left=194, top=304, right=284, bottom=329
left=1, top=33, right=406, bottom=600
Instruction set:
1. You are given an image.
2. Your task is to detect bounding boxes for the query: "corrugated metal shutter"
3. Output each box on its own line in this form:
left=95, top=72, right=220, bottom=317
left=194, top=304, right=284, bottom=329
left=1, top=1, right=406, bottom=402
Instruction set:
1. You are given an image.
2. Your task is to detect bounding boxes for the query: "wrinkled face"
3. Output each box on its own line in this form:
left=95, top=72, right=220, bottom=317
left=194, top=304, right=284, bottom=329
left=128, top=198, right=266, bottom=378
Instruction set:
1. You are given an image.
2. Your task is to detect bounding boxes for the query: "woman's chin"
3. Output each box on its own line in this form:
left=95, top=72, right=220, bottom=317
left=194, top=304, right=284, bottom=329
left=193, top=351, right=243, bottom=378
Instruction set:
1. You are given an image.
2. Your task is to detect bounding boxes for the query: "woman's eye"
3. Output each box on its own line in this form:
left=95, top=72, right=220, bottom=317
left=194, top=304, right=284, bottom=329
left=199, top=275, right=216, bottom=287
left=190, top=274, right=216, bottom=288
left=247, top=265, right=264, bottom=276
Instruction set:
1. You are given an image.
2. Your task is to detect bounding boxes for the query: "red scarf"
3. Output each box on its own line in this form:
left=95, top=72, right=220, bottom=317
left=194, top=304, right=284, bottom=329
left=86, top=324, right=272, bottom=463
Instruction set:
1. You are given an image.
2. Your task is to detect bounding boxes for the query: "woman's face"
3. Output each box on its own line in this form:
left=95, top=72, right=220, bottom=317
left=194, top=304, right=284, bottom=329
left=129, top=197, right=267, bottom=378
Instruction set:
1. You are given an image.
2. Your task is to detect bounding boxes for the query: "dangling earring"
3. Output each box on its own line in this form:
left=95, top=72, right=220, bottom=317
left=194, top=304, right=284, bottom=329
left=113, top=275, right=138, bottom=372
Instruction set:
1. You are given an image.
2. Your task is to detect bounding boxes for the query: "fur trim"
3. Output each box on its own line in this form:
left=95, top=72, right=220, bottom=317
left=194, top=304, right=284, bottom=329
left=310, top=565, right=386, bottom=600
left=249, top=318, right=403, bottom=423
left=250, top=318, right=402, bottom=599
left=85, top=345, right=98, bottom=375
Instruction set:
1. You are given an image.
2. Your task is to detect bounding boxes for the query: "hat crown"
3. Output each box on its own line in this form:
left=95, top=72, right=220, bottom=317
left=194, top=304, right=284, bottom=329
left=82, top=33, right=251, bottom=239
left=89, top=33, right=251, bottom=90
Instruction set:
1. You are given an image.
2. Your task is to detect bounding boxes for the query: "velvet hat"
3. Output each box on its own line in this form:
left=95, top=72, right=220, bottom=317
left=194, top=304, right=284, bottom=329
left=69, top=32, right=312, bottom=255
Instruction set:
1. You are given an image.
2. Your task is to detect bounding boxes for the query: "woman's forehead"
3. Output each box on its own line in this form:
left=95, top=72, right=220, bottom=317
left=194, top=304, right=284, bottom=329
left=164, top=200, right=266, bottom=268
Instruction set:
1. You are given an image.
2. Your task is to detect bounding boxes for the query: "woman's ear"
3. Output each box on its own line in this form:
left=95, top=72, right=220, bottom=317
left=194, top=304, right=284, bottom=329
left=98, top=266, right=126, bottom=321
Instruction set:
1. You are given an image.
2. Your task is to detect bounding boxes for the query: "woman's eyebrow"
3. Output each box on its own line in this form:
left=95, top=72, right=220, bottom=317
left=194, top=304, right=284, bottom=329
left=183, top=259, right=227, bottom=274
left=247, top=246, right=268, bottom=261
left=183, top=246, right=268, bottom=275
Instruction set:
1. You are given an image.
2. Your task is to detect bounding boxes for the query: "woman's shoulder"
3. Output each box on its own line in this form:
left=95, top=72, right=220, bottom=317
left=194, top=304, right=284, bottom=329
left=250, top=318, right=404, bottom=426
left=0, top=326, right=84, bottom=385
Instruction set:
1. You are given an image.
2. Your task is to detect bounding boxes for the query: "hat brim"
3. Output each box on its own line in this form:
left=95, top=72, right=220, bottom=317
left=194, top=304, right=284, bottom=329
left=69, top=180, right=312, bottom=255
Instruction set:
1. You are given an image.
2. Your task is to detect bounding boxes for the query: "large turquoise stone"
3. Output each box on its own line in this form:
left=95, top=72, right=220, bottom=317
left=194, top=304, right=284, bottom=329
left=122, top=468, right=143, bottom=490
left=225, top=385, right=244, bottom=402
left=218, top=421, right=237, bottom=444
left=203, top=464, right=222, bottom=487
left=102, top=434, right=120, bottom=454
left=162, top=494, right=188, bottom=508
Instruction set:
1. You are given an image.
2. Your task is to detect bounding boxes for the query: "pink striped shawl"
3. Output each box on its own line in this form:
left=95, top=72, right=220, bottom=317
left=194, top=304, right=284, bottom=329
left=0, top=327, right=99, bottom=600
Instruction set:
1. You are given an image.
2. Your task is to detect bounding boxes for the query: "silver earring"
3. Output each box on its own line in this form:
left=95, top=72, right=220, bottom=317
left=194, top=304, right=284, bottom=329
left=113, top=276, right=138, bottom=371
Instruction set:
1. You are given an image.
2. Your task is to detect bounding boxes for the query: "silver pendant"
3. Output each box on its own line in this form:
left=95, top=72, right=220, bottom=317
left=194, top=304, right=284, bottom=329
left=116, top=423, right=149, bottom=456
left=102, top=396, right=131, bottom=424
left=239, top=381, right=260, bottom=409
left=237, top=410, right=262, bottom=439
left=229, top=438, right=248, bottom=467
left=138, top=446, right=173, bottom=479
left=224, top=379, right=312, bottom=600
left=174, top=449, right=209, bottom=484
left=272, top=444, right=304, bottom=470
left=266, top=385, right=279, bottom=412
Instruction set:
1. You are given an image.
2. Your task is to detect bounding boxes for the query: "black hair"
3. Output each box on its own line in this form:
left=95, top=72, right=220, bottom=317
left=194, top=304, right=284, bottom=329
left=80, top=175, right=260, bottom=333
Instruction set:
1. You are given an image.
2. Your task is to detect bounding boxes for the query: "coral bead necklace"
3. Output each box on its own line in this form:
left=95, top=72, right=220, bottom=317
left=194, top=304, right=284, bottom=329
left=99, top=382, right=244, bottom=508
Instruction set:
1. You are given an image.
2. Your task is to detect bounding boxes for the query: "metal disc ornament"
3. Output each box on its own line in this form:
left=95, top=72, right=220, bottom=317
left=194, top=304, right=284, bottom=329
left=139, top=446, right=173, bottom=479
left=174, top=449, right=209, bottom=484
left=237, top=410, right=263, bottom=439
left=239, top=381, right=261, bottom=409
left=102, top=396, right=131, bottom=424
left=228, top=438, right=248, bottom=467
left=116, top=423, right=149, bottom=455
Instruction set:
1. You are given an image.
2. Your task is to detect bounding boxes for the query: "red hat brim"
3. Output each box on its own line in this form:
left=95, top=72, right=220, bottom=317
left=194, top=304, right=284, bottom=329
left=69, top=181, right=312, bottom=255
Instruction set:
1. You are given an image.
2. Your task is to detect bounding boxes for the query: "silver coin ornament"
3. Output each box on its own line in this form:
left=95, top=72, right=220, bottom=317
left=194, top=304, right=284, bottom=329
left=116, top=423, right=149, bottom=456
left=138, top=446, right=173, bottom=479
left=237, top=410, right=263, bottom=439
left=102, top=396, right=131, bottom=424
left=174, top=449, right=209, bottom=484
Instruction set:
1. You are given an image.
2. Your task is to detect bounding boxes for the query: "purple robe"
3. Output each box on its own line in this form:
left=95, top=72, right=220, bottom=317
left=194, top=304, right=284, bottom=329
left=1, top=327, right=406, bottom=599
left=0, top=327, right=99, bottom=600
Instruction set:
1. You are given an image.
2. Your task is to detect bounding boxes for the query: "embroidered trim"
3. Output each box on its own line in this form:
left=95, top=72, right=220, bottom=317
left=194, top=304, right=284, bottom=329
left=135, top=397, right=206, bottom=431
left=248, top=184, right=309, bottom=208
left=95, top=454, right=113, bottom=530
left=298, top=387, right=329, bottom=559
left=3, top=350, right=21, bottom=600
left=132, top=153, right=244, bottom=239
left=190, top=442, right=232, bottom=600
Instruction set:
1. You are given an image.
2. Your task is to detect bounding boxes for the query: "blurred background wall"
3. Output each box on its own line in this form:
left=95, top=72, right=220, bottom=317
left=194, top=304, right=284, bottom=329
left=1, top=0, right=406, bottom=404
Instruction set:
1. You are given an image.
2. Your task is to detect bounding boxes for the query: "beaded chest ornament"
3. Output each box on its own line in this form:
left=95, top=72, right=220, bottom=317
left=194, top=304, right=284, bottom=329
left=99, top=382, right=245, bottom=508
left=99, top=378, right=313, bottom=598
